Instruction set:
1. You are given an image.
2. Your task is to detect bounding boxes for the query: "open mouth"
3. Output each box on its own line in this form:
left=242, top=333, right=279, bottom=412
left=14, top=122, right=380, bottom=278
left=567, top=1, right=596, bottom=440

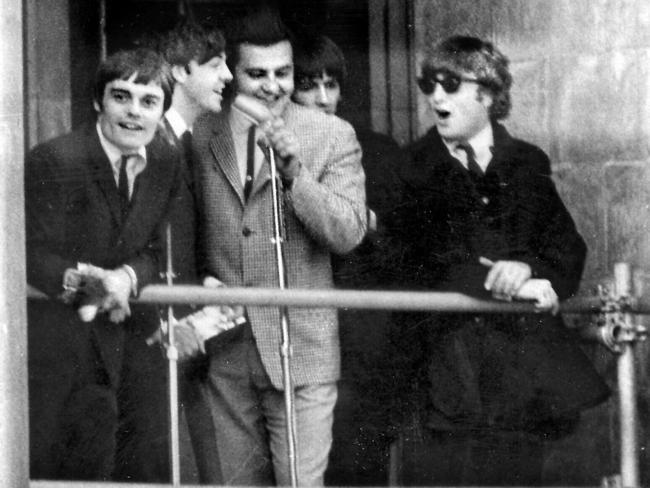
left=119, top=122, right=143, bottom=131
left=435, top=109, right=451, bottom=120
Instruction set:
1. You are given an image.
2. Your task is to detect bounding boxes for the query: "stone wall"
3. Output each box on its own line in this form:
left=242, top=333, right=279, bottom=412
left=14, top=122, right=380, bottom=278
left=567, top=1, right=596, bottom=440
left=412, top=0, right=650, bottom=484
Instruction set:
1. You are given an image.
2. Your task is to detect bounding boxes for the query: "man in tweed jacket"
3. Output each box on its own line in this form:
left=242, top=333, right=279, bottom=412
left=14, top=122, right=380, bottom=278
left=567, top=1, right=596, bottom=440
left=188, top=8, right=366, bottom=486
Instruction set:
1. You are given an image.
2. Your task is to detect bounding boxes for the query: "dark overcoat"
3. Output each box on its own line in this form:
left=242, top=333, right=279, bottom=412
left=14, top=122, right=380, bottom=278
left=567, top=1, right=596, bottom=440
left=386, top=123, right=609, bottom=434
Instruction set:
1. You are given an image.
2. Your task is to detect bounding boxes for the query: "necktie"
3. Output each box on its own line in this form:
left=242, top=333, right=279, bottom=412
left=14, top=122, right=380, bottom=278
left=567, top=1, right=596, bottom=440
left=244, top=125, right=256, bottom=201
left=457, top=142, right=483, bottom=178
left=118, top=154, right=130, bottom=218
left=181, top=130, right=193, bottom=163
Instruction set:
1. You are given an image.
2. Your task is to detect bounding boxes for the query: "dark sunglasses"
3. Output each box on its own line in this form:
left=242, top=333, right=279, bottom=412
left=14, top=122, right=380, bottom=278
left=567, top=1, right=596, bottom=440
left=417, top=70, right=484, bottom=95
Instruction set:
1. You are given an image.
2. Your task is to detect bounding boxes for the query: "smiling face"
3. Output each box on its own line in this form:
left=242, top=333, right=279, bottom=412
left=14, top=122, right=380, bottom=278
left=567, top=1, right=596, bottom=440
left=292, top=72, right=341, bottom=115
left=182, top=53, right=232, bottom=113
left=94, top=74, right=165, bottom=152
left=234, top=40, right=294, bottom=117
left=426, top=71, right=493, bottom=144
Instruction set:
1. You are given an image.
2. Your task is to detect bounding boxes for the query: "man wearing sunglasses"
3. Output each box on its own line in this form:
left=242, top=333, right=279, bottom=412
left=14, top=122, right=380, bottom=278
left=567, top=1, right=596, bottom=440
left=384, top=35, right=608, bottom=485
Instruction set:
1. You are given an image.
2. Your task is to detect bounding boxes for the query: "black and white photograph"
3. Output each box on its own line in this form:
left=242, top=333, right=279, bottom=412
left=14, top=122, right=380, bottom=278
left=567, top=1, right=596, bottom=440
left=2, top=1, right=650, bottom=487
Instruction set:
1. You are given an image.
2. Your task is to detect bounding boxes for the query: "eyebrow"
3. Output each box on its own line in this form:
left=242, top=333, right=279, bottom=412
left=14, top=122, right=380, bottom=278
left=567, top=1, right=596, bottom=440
left=109, top=87, right=161, bottom=100
left=109, top=88, right=131, bottom=96
left=246, top=64, right=293, bottom=73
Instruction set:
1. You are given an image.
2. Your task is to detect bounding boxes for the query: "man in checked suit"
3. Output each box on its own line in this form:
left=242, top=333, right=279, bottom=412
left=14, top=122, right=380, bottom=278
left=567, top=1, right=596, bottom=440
left=190, top=7, right=367, bottom=486
left=112, top=24, right=233, bottom=483
left=25, top=48, right=177, bottom=480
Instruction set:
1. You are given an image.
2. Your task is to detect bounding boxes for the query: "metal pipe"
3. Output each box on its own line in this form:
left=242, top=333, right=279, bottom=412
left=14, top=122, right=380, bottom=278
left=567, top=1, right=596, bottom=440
left=614, top=263, right=640, bottom=487
left=163, top=225, right=181, bottom=487
left=135, top=285, right=605, bottom=314
left=268, top=146, right=299, bottom=487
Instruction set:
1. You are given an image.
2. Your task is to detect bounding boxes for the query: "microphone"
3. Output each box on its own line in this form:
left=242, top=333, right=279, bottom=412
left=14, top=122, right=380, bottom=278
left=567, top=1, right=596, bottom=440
left=232, top=94, right=274, bottom=127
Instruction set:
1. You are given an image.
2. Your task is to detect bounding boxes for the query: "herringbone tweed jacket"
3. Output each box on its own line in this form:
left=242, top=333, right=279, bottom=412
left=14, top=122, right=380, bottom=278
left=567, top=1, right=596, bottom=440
left=193, top=101, right=367, bottom=388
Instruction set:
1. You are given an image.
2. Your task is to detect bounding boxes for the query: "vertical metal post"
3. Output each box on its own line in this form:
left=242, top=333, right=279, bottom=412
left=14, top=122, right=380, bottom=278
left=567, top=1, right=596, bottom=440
left=165, top=224, right=181, bottom=487
left=614, top=262, right=640, bottom=488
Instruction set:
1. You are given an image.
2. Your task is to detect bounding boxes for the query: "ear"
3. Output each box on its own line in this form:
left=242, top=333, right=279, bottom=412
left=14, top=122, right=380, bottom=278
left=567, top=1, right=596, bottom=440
left=93, top=100, right=101, bottom=113
left=171, top=64, right=188, bottom=84
left=478, top=89, right=494, bottom=111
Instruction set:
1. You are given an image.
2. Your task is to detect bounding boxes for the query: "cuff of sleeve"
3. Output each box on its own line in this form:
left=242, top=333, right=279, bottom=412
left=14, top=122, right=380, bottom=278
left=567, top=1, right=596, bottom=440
left=282, top=161, right=303, bottom=190
left=120, top=265, right=138, bottom=296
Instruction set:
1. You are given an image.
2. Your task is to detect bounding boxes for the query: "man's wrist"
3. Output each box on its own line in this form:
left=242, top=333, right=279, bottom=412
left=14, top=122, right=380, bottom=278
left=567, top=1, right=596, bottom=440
left=282, top=160, right=302, bottom=188
left=119, top=265, right=138, bottom=296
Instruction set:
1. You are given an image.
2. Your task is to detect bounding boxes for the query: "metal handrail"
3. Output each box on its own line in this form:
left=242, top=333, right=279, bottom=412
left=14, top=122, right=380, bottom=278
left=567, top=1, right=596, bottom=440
left=134, top=284, right=607, bottom=313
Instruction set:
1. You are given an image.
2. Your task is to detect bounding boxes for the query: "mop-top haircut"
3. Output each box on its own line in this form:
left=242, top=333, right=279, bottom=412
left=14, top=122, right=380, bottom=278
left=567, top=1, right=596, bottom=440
left=158, top=21, right=226, bottom=69
left=93, top=47, right=174, bottom=112
left=293, top=34, right=347, bottom=91
left=422, top=35, right=512, bottom=120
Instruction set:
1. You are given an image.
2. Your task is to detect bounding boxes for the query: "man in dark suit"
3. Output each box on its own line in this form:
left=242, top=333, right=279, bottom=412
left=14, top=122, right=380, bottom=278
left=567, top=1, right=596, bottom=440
left=189, top=8, right=366, bottom=486
left=112, top=23, right=233, bottom=483
left=25, top=48, right=177, bottom=481
left=385, top=35, right=610, bottom=485
left=157, top=21, right=232, bottom=282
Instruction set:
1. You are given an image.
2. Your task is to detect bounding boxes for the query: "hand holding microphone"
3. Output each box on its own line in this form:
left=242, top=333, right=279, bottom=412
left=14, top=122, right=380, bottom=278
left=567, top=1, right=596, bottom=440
left=233, top=94, right=302, bottom=182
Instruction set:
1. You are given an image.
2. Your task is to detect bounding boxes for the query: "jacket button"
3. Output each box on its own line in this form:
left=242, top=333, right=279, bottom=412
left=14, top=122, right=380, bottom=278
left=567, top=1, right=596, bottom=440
left=242, top=226, right=252, bottom=237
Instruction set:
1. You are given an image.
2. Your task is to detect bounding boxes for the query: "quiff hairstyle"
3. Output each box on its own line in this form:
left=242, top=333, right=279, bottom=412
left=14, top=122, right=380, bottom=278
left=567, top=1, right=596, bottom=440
left=422, top=35, right=512, bottom=120
left=225, top=5, right=294, bottom=72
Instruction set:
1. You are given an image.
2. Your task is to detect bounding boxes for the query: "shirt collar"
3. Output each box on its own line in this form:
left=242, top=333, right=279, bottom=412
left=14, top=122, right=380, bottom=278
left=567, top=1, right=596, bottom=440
left=165, top=108, right=190, bottom=138
left=229, top=103, right=257, bottom=135
left=442, top=123, right=494, bottom=170
left=465, top=123, right=494, bottom=160
left=96, top=122, right=147, bottom=164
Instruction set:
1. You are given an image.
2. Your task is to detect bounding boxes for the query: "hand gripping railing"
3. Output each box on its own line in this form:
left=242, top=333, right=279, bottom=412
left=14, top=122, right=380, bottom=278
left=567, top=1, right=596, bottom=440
left=27, top=262, right=647, bottom=487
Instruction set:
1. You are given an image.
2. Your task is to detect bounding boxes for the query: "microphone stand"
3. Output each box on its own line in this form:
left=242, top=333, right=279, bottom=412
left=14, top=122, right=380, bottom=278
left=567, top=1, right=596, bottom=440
left=266, top=144, right=299, bottom=487
left=162, top=223, right=181, bottom=486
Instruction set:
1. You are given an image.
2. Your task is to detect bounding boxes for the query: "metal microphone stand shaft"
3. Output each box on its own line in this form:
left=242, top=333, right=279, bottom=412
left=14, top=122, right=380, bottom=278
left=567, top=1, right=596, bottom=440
left=267, top=145, right=299, bottom=487
left=163, top=223, right=181, bottom=486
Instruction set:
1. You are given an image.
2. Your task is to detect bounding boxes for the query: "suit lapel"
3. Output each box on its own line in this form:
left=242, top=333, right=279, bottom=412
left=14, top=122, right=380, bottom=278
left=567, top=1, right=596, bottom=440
left=87, top=128, right=123, bottom=226
left=209, top=116, right=246, bottom=205
left=120, top=137, right=171, bottom=244
left=159, top=117, right=180, bottom=148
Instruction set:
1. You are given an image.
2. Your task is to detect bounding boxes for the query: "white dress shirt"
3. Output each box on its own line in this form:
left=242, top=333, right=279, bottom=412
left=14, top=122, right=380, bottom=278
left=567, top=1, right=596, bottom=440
left=96, top=123, right=147, bottom=198
left=165, top=107, right=190, bottom=139
left=229, top=105, right=265, bottom=187
left=444, top=123, right=494, bottom=174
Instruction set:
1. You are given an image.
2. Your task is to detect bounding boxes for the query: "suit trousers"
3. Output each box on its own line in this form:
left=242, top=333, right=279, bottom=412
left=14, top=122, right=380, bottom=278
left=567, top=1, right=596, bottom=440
left=188, top=324, right=337, bottom=486
left=113, top=325, right=170, bottom=483
left=28, top=302, right=118, bottom=480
